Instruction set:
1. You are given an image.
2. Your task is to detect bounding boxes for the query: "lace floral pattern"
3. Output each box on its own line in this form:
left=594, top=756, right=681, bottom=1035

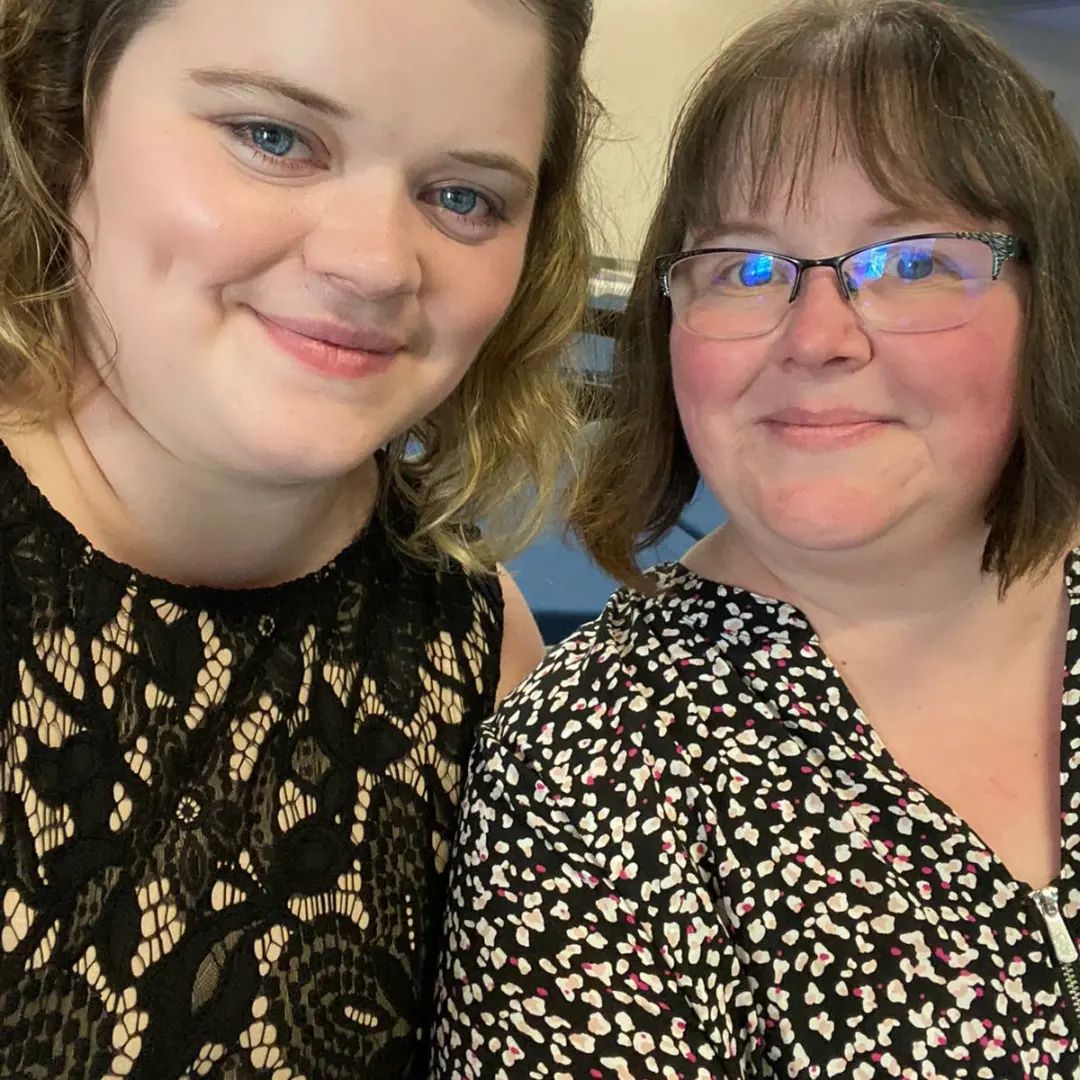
left=0, top=445, right=501, bottom=1079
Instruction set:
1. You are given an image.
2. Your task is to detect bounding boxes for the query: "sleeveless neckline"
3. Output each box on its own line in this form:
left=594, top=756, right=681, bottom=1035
left=0, top=437, right=381, bottom=613
left=0, top=432, right=503, bottom=1078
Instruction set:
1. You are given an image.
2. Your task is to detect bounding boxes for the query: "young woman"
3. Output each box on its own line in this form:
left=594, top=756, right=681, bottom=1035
left=434, top=1, right=1080, bottom=1076
left=0, top=0, right=597, bottom=1076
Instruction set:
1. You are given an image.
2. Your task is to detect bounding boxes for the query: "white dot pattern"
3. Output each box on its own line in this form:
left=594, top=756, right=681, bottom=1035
left=434, top=555, right=1080, bottom=1078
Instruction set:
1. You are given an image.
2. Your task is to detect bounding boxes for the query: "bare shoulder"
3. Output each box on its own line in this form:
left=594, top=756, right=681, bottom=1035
left=495, top=567, right=545, bottom=706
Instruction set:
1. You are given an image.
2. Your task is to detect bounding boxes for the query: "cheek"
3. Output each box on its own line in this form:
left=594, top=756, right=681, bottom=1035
left=897, top=318, right=1020, bottom=475
left=670, top=327, right=759, bottom=458
left=392, top=246, right=526, bottom=433
left=434, top=237, right=529, bottom=355
left=74, top=125, right=299, bottom=302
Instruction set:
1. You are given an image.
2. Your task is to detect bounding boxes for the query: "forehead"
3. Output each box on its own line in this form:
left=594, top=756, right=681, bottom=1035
left=115, top=0, right=551, bottom=162
left=690, top=138, right=986, bottom=250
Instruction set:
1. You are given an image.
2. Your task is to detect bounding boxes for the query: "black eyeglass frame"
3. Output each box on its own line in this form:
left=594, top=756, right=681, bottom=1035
left=654, top=231, right=1025, bottom=308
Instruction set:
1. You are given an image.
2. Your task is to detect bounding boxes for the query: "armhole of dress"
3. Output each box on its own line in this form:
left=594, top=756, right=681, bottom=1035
left=478, top=570, right=505, bottom=718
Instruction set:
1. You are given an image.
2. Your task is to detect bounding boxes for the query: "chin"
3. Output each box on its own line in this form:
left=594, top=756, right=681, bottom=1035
left=214, top=425, right=380, bottom=487
left=764, top=519, right=894, bottom=552
left=752, top=485, right=904, bottom=553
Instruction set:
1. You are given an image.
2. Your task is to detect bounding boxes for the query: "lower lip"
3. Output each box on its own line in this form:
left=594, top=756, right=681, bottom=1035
left=761, top=419, right=893, bottom=449
left=255, top=313, right=397, bottom=380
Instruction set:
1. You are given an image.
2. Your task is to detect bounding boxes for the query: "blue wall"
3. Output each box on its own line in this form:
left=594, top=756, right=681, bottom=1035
left=510, top=484, right=727, bottom=644
left=510, top=327, right=729, bottom=644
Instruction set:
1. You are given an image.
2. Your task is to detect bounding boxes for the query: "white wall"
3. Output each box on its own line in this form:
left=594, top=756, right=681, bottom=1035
left=584, top=0, right=787, bottom=261
left=583, top=1, right=1080, bottom=263
left=979, top=14, right=1080, bottom=137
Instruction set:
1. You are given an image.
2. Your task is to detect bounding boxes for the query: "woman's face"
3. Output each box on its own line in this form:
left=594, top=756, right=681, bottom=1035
left=670, top=155, right=1026, bottom=559
left=70, top=0, right=549, bottom=485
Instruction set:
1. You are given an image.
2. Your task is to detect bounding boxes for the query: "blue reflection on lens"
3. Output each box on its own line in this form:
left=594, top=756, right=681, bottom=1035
left=897, top=247, right=934, bottom=280
left=852, top=245, right=889, bottom=283
left=738, top=253, right=774, bottom=287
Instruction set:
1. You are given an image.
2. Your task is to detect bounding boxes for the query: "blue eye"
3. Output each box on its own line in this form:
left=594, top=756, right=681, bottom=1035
left=438, top=187, right=483, bottom=217
left=896, top=247, right=934, bottom=280
left=248, top=123, right=298, bottom=158
left=739, top=253, right=775, bottom=287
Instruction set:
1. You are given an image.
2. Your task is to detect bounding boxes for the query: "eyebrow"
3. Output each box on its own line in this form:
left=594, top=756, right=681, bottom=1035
left=865, top=207, right=940, bottom=230
left=699, top=208, right=945, bottom=247
left=700, top=220, right=777, bottom=244
left=187, top=68, right=538, bottom=194
left=447, top=150, right=537, bottom=195
left=187, top=66, right=352, bottom=120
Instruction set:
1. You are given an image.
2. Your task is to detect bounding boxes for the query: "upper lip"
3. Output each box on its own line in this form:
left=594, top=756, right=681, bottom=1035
left=255, top=311, right=406, bottom=353
left=761, top=407, right=891, bottom=426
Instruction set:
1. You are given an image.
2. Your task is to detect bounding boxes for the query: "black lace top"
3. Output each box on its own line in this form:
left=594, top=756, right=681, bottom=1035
left=0, top=443, right=503, bottom=1080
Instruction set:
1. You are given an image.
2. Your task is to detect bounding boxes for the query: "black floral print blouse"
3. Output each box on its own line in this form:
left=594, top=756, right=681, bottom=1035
left=0, top=443, right=502, bottom=1079
left=433, top=555, right=1080, bottom=1079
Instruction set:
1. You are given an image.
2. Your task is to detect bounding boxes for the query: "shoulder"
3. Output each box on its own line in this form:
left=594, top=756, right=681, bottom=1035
left=353, top=500, right=508, bottom=697
left=482, top=564, right=748, bottom=765
left=462, top=568, right=739, bottom=866
left=495, top=568, right=544, bottom=706
left=462, top=563, right=828, bottom=875
left=482, top=559, right=818, bottom=761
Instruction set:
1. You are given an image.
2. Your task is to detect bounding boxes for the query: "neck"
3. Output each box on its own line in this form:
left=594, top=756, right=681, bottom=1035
left=6, top=385, right=378, bottom=590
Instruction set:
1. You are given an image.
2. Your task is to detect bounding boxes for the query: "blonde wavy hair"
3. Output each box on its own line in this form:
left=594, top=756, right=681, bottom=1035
left=0, top=0, right=600, bottom=573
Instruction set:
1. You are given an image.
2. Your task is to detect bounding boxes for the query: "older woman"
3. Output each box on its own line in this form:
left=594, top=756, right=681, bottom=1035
left=432, top=0, right=1080, bottom=1076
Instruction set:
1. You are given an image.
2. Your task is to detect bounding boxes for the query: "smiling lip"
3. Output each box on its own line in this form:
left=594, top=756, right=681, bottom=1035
left=253, top=310, right=404, bottom=379
left=760, top=408, right=896, bottom=449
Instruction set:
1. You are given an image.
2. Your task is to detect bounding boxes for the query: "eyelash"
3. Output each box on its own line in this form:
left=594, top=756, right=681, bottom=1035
left=221, top=120, right=507, bottom=234
left=223, top=120, right=319, bottom=172
left=419, top=187, right=505, bottom=231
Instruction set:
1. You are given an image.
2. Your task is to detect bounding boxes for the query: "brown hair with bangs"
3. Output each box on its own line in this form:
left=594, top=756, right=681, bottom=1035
left=0, top=0, right=599, bottom=574
left=571, top=0, right=1080, bottom=591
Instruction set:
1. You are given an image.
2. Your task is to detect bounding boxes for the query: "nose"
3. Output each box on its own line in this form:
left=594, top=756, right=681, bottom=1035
left=778, top=266, right=872, bottom=372
left=302, top=172, right=422, bottom=301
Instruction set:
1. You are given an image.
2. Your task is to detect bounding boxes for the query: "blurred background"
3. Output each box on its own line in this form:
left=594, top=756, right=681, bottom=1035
left=509, top=0, right=1080, bottom=643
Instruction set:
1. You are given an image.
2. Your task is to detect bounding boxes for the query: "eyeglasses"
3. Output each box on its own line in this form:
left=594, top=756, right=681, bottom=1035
left=654, top=231, right=1024, bottom=340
